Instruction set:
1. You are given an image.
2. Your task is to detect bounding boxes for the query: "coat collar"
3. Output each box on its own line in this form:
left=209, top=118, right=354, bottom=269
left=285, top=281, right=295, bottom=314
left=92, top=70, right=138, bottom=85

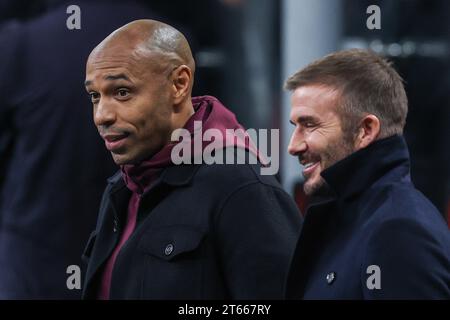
left=107, top=164, right=201, bottom=194
left=320, top=135, right=411, bottom=199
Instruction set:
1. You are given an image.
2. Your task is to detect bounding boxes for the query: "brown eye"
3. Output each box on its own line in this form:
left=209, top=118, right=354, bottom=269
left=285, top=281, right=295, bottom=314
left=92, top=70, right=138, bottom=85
left=89, top=92, right=100, bottom=103
left=116, top=88, right=130, bottom=99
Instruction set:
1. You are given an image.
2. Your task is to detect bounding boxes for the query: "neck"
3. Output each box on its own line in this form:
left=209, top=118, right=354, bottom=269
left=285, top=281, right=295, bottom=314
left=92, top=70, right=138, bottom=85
left=171, top=97, right=195, bottom=138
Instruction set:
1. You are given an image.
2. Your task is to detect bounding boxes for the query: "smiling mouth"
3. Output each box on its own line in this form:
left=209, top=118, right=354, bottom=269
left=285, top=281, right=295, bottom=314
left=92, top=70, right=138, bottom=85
left=302, top=161, right=320, bottom=178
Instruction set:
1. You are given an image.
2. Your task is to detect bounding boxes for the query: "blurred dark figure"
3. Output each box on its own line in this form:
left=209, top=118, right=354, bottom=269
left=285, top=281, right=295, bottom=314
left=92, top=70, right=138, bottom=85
left=0, top=0, right=174, bottom=299
left=0, top=0, right=46, bottom=22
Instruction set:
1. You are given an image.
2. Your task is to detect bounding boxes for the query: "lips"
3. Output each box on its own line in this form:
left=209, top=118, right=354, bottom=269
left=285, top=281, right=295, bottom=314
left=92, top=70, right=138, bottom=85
left=302, top=161, right=320, bottom=178
left=102, top=133, right=130, bottom=152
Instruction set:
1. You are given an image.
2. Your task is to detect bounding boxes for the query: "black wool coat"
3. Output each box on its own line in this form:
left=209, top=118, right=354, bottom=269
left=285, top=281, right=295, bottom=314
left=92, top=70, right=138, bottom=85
left=82, top=157, right=303, bottom=299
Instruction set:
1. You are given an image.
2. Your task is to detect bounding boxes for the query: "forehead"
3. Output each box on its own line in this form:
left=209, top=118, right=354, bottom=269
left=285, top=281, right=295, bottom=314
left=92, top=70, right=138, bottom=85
left=85, top=43, right=160, bottom=85
left=290, top=85, right=340, bottom=118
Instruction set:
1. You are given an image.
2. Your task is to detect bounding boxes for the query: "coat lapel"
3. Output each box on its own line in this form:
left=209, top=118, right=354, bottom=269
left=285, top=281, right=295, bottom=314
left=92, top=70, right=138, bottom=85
left=83, top=178, right=130, bottom=298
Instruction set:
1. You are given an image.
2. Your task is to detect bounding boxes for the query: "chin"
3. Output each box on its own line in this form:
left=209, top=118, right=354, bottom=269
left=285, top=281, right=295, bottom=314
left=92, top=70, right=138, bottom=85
left=303, top=176, right=326, bottom=197
left=111, top=154, right=133, bottom=166
left=304, top=186, right=316, bottom=197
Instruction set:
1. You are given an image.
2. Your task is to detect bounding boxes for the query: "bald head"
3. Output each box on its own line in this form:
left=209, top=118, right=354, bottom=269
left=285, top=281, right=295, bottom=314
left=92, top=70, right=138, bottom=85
left=85, top=20, right=197, bottom=165
left=89, top=19, right=195, bottom=78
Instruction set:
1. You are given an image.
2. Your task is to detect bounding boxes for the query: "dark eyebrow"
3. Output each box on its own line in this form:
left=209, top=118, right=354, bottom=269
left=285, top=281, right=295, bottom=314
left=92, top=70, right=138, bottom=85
left=84, top=74, right=132, bottom=87
left=297, top=116, right=317, bottom=124
left=290, top=115, right=318, bottom=127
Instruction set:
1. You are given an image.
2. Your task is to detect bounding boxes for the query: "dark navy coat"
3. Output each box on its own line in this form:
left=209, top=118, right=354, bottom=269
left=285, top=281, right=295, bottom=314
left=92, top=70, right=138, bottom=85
left=82, top=157, right=302, bottom=299
left=286, top=135, right=450, bottom=299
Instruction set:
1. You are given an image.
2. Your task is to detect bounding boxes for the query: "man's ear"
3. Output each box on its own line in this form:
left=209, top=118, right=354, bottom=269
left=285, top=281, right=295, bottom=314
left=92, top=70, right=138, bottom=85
left=355, top=114, right=381, bottom=150
left=171, top=65, right=192, bottom=105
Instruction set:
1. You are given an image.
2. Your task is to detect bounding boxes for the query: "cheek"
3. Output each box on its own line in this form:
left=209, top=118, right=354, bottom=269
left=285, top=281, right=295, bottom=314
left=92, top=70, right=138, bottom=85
left=132, top=98, right=165, bottom=129
left=140, top=107, right=172, bottom=141
left=305, top=131, right=328, bottom=152
left=130, top=86, right=173, bottom=136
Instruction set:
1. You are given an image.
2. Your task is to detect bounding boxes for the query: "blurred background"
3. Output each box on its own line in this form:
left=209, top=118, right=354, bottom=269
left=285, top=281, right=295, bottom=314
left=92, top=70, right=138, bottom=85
left=0, top=0, right=448, bottom=298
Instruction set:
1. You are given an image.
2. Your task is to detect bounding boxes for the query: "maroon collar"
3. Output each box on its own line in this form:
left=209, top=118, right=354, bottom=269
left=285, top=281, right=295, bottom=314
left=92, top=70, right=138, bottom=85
left=121, top=95, right=257, bottom=194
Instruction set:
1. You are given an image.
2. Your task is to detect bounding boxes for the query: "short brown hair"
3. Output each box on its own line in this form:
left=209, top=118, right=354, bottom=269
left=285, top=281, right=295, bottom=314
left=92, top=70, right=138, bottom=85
left=285, top=49, right=408, bottom=139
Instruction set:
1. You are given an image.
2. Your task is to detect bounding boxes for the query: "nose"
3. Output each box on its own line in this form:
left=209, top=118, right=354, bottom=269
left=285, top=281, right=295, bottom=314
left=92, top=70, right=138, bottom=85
left=93, top=98, right=116, bottom=127
left=287, top=129, right=307, bottom=156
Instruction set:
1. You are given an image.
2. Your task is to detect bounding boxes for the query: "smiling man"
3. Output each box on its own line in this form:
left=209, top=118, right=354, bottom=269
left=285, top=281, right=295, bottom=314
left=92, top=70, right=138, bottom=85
left=285, top=49, right=450, bottom=299
left=287, top=86, right=355, bottom=197
left=81, top=19, right=302, bottom=300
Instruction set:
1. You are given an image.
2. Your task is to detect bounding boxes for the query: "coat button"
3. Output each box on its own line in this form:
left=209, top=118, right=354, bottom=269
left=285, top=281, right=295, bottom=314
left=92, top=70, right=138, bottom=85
left=326, top=272, right=336, bottom=285
left=164, top=244, right=174, bottom=256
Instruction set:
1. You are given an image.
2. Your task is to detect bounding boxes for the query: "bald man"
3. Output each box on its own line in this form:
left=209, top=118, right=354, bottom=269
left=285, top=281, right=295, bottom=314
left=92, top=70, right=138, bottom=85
left=81, top=20, right=302, bottom=299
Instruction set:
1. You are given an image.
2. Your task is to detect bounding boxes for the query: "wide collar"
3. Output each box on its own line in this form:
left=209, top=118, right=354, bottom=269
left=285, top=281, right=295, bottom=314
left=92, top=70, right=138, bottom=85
left=107, top=164, right=201, bottom=195
left=320, top=135, right=411, bottom=200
